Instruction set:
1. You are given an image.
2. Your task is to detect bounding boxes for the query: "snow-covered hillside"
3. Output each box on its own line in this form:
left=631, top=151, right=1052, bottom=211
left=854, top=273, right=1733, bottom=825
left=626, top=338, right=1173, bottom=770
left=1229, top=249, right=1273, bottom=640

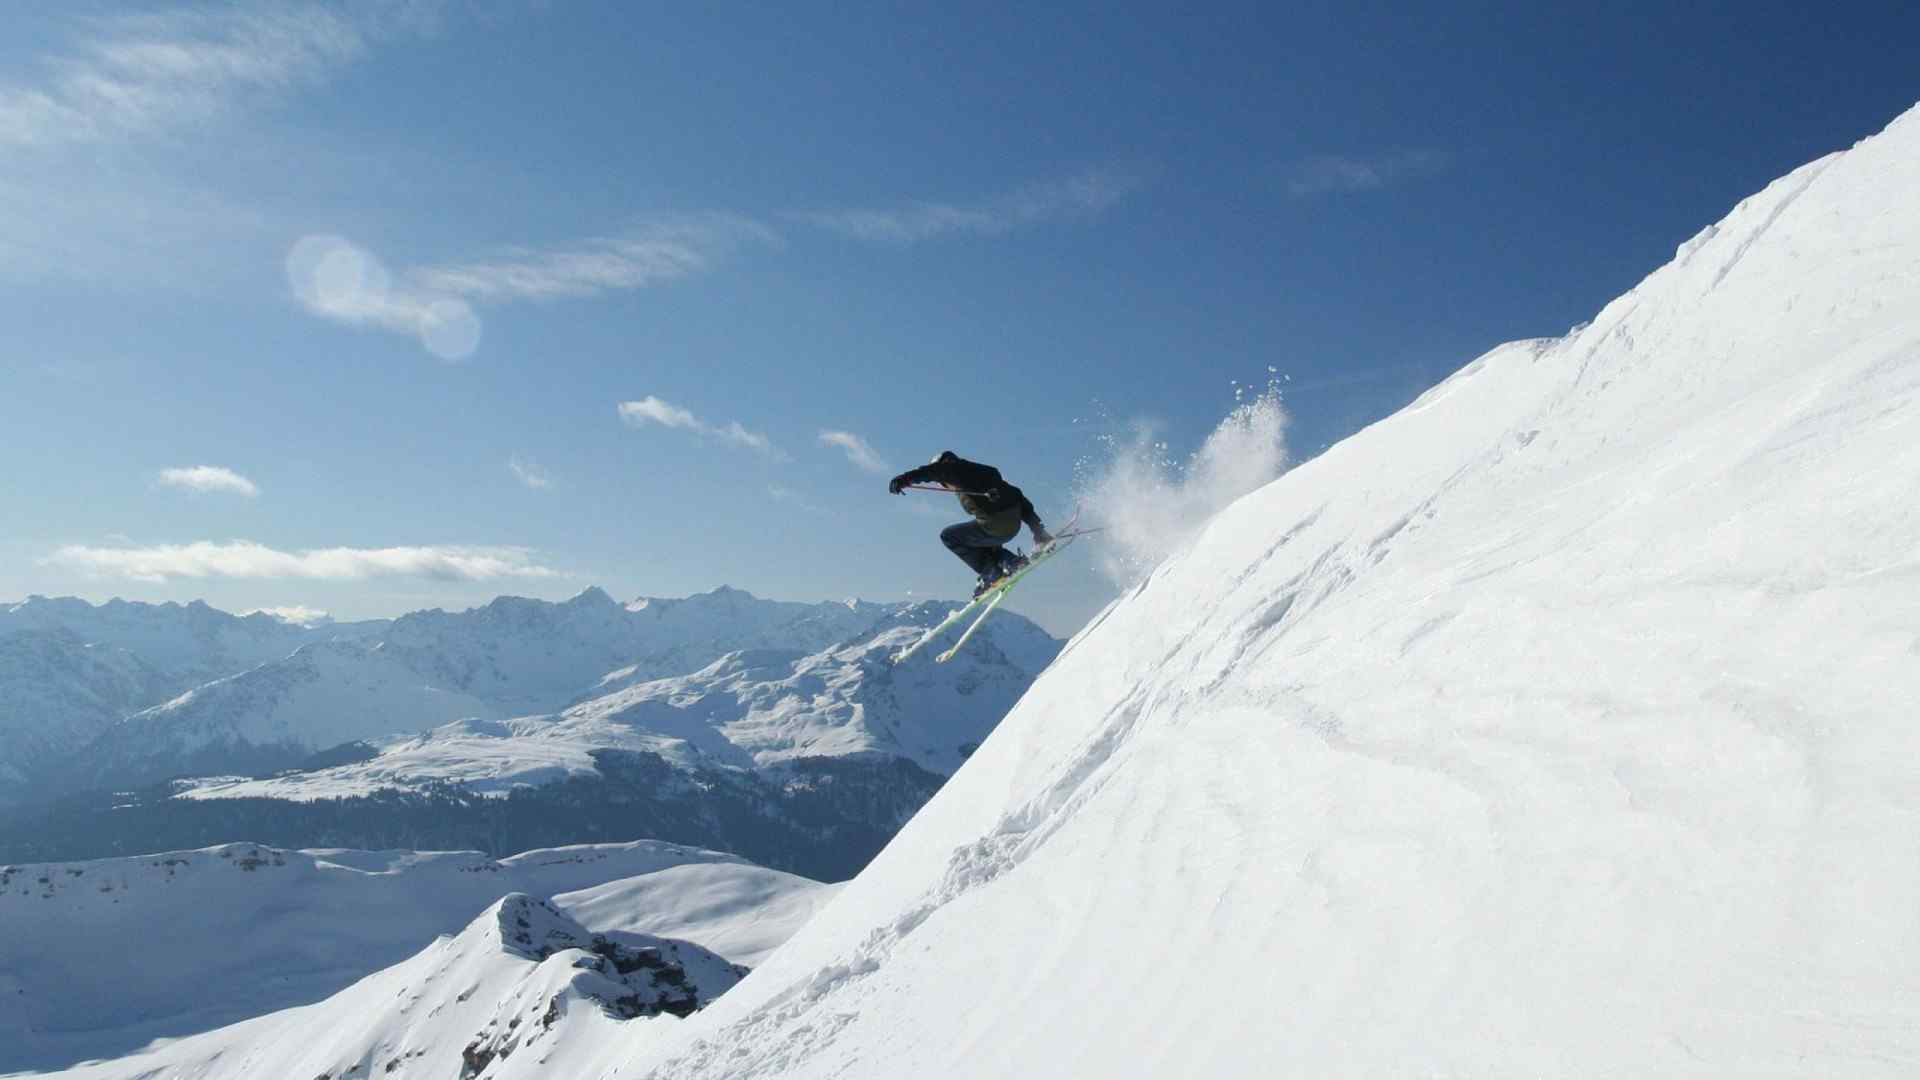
left=605, top=107, right=1920, bottom=1078
left=0, top=839, right=833, bottom=1073
left=21, top=586, right=1059, bottom=802
left=0, top=596, right=385, bottom=688
left=0, top=598, right=388, bottom=804
left=0, top=630, right=171, bottom=801
left=44, top=894, right=746, bottom=1080
left=63, top=639, right=503, bottom=791
left=181, top=609, right=1058, bottom=801
left=377, top=585, right=899, bottom=714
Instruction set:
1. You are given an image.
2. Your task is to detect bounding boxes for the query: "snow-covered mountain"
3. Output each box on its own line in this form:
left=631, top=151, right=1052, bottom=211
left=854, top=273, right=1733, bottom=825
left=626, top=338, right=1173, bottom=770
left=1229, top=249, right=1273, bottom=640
left=180, top=605, right=1058, bottom=802
left=58, top=639, right=504, bottom=792
left=565, top=107, right=1920, bottom=1078
left=0, top=839, right=835, bottom=1073
left=0, top=598, right=389, bottom=804
left=0, top=596, right=386, bottom=689
left=2, top=588, right=1060, bottom=884
left=8, top=586, right=1060, bottom=805
left=43, top=894, right=746, bottom=1080
left=0, top=630, right=172, bottom=801
left=377, top=585, right=899, bottom=715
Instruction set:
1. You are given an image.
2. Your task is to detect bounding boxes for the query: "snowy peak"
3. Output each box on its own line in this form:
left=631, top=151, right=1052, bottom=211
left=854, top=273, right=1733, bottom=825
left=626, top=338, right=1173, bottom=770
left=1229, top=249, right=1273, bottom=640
left=0, top=838, right=775, bottom=1072
left=615, top=106, right=1920, bottom=1078
left=0, top=594, right=386, bottom=686
left=41, top=872, right=751, bottom=1080
left=212, top=608, right=1064, bottom=800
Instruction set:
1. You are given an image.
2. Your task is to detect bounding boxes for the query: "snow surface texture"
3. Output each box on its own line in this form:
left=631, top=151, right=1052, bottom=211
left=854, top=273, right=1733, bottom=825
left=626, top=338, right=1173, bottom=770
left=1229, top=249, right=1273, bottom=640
left=41, top=894, right=746, bottom=1080
left=608, top=107, right=1920, bottom=1078
left=0, top=840, right=832, bottom=1073
left=175, top=602, right=1060, bottom=801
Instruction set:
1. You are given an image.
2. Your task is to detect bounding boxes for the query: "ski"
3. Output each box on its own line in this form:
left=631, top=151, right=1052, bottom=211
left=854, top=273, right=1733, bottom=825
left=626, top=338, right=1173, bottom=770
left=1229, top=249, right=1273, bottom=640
left=890, top=591, right=997, bottom=664
left=890, top=518, right=1094, bottom=666
left=936, top=585, right=1009, bottom=663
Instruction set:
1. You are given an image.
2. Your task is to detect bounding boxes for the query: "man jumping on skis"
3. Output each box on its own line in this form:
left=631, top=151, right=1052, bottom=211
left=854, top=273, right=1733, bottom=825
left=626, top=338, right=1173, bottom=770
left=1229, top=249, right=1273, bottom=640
left=889, top=451, right=1053, bottom=598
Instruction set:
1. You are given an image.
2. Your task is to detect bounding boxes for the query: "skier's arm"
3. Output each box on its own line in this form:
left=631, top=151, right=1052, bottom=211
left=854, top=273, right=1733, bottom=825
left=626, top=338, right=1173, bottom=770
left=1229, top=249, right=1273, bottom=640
left=888, top=459, right=968, bottom=494
left=1019, top=494, right=1051, bottom=544
left=888, top=462, right=941, bottom=494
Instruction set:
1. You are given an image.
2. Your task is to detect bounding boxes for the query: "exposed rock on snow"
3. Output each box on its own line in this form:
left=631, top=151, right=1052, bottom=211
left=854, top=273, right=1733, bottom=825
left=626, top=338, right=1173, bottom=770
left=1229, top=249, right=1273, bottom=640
left=43, top=891, right=747, bottom=1080
left=0, top=840, right=832, bottom=1073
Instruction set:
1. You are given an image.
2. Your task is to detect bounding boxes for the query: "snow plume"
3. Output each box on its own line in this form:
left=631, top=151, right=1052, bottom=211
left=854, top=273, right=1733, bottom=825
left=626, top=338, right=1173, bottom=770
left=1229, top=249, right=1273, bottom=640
left=1074, top=380, right=1291, bottom=584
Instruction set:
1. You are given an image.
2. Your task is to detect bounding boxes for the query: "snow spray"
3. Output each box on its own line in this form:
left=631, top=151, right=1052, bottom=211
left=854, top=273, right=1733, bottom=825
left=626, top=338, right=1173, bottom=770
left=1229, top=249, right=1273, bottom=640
left=1072, top=377, right=1291, bottom=585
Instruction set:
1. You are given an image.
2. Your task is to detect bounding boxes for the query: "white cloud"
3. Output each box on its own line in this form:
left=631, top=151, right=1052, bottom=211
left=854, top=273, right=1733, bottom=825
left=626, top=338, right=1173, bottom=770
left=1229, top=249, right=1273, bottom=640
left=286, top=234, right=482, bottom=360
left=617, top=396, right=701, bottom=430
left=158, top=465, right=259, bottom=497
left=819, top=430, right=889, bottom=473
left=0, top=7, right=374, bottom=149
left=1284, top=150, right=1451, bottom=197
left=242, top=604, right=331, bottom=627
left=508, top=455, right=552, bottom=489
left=618, top=397, right=782, bottom=458
left=288, top=216, right=772, bottom=359
left=412, top=214, right=775, bottom=301
left=44, top=540, right=559, bottom=583
left=794, top=169, right=1144, bottom=243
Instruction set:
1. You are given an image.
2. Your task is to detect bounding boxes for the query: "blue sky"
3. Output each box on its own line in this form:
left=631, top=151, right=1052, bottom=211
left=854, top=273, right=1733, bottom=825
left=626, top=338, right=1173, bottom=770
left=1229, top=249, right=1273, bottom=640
left=3, top=1, right=1916, bottom=635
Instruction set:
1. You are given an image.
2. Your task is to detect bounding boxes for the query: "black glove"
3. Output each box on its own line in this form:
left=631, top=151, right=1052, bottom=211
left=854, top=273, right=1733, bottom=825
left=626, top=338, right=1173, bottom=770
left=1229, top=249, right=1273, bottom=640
left=888, top=475, right=908, bottom=495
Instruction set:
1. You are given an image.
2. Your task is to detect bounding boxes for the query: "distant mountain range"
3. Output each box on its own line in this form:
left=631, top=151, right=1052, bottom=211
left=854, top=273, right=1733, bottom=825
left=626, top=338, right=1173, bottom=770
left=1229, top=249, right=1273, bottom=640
left=0, top=588, right=1061, bottom=877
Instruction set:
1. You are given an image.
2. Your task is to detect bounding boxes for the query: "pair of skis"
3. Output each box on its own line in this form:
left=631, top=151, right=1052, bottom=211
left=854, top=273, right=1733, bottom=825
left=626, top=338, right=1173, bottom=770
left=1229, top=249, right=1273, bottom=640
left=889, top=517, right=1096, bottom=665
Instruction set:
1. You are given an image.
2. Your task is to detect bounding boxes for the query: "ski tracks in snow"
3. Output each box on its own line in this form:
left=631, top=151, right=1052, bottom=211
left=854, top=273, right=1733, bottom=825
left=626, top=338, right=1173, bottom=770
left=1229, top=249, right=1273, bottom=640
left=639, top=681, right=1176, bottom=1079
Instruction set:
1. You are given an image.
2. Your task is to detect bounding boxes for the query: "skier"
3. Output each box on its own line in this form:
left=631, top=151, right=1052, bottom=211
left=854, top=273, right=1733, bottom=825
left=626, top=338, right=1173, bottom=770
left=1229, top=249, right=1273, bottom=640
left=889, top=451, right=1054, bottom=598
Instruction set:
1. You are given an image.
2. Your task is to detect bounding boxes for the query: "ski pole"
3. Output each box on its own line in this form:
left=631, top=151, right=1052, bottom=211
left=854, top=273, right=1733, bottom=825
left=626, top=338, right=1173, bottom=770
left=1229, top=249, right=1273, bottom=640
left=900, top=484, right=993, bottom=496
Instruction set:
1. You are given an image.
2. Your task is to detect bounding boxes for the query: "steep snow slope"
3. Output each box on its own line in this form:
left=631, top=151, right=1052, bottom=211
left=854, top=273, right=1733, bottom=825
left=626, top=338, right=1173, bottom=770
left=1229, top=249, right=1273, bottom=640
left=45, top=894, right=743, bottom=1080
left=178, top=607, right=1058, bottom=800
left=554, top=864, right=843, bottom=968
left=0, top=840, right=819, bottom=1072
left=621, top=108, right=1920, bottom=1078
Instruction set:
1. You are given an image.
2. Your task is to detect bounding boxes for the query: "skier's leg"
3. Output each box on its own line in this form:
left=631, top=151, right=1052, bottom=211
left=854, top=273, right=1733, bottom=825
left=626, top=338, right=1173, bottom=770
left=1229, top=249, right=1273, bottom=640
left=940, top=521, right=1005, bottom=576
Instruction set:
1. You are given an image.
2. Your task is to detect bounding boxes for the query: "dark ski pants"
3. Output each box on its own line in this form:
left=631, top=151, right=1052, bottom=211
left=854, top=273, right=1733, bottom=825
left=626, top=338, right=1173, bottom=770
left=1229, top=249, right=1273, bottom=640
left=941, top=520, right=1016, bottom=577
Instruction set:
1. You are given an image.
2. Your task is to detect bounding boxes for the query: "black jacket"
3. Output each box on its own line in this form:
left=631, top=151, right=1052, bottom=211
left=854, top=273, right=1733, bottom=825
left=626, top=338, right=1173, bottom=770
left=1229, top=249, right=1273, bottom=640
left=893, top=456, right=1045, bottom=539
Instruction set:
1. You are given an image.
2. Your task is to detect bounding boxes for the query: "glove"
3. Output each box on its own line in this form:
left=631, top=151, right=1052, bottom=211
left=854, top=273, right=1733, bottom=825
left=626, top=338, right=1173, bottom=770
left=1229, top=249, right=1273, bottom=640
left=888, top=475, right=907, bottom=495
left=1032, top=526, right=1054, bottom=547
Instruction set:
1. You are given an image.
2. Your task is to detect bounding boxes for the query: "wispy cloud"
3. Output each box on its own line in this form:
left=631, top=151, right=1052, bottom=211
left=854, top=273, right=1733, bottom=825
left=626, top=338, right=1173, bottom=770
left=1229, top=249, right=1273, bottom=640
left=0, top=6, right=390, bottom=149
left=508, top=455, right=552, bottom=489
left=413, top=214, right=775, bottom=301
left=618, top=397, right=782, bottom=458
left=45, top=540, right=559, bottom=583
left=286, top=234, right=483, bottom=360
left=158, top=464, right=259, bottom=497
left=818, top=430, right=889, bottom=474
left=289, top=215, right=772, bottom=358
left=1283, top=150, right=1451, bottom=197
left=794, top=169, right=1144, bottom=243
